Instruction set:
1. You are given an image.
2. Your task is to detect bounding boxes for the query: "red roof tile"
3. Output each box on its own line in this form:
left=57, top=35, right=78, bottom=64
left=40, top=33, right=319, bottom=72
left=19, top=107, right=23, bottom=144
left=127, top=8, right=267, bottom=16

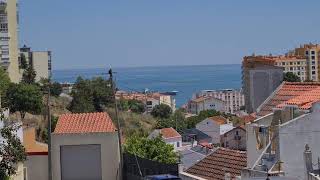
left=208, top=116, right=227, bottom=125
left=54, top=112, right=116, bottom=134
left=160, top=127, right=181, bottom=139
left=258, top=82, right=320, bottom=116
left=186, top=148, right=247, bottom=180
left=240, top=115, right=256, bottom=124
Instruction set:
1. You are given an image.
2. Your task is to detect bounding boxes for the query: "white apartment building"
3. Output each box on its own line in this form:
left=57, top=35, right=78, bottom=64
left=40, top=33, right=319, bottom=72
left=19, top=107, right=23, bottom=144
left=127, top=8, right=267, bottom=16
left=193, top=89, right=245, bottom=114
left=20, top=45, right=52, bottom=81
left=0, top=0, right=20, bottom=82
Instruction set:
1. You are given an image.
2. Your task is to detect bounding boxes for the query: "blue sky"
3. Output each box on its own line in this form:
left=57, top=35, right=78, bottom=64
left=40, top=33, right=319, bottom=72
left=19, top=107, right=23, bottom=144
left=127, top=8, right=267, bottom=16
left=19, top=0, right=320, bottom=70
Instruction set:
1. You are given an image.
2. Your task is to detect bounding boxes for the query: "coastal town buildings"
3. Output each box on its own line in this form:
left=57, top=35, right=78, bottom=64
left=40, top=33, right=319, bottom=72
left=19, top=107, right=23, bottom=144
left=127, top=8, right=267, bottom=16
left=148, top=127, right=182, bottom=151
left=116, top=91, right=176, bottom=112
left=244, top=82, right=320, bottom=179
left=52, top=112, right=120, bottom=180
left=195, top=116, right=234, bottom=145
left=220, top=126, right=246, bottom=151
left=242, top=56, right=283, bottom=113
left=0, top=0, right=20, bottom=82
left=20, top=45, right=52, bottom=81
left=190, top=89, right=245, bottom=114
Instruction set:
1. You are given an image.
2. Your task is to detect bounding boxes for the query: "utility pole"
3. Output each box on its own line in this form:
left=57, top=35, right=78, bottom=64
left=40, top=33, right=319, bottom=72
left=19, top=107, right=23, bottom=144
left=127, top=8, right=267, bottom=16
left=109, top=68, right=123, bottom=180
left=47, top=78, right=52, bottom=180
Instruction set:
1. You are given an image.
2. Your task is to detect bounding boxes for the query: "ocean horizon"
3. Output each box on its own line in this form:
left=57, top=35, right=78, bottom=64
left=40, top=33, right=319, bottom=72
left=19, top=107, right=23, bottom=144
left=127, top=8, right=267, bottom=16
left=52, top=64, right=242, bottom=107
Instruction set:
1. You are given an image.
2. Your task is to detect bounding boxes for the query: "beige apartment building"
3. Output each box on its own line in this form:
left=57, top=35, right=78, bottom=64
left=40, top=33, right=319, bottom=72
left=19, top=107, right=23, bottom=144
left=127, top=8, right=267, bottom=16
left=0, top=0, right=20, bottom=82
left=20, top=45, right=52, bottom=81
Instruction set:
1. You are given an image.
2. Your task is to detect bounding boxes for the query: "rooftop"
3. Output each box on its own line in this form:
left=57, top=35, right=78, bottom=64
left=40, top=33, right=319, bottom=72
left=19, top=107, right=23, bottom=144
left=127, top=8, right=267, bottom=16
left=160, top=127, right=181, bottom=139
left=257, top=82, right=320, bottom=116
left=23, top=127, right=48, bottom=155
left=54, top=112, right=116, bottom=134
left=186, top=147, right=247, bottom=180
left=208, top=116, right=227, bottom=125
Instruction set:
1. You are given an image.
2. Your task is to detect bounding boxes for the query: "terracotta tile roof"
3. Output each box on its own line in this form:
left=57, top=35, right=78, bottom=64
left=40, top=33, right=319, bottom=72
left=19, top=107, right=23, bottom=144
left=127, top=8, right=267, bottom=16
left=160, top=127, right=181, bottom=139
left=54, top=112, right=116, bottom=134
left=208, top=116, right=227, bottom=125
left=240, top=115, right=256, bottom=124
left=258, top=82, right=320, bottom=116
left=23, top=127, right=48, bottom=154
left=186, top=148, right=247, bottom=180
left=191, top=96, right=210, bottom=103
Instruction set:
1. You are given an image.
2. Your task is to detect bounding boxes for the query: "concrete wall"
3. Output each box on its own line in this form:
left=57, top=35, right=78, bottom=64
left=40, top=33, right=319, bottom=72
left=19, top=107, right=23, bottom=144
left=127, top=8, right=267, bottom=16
left=32, top=51, right=50, bottom=81
left=249, top=68, right=283, bottom=113
left=196, top=118, right=220, bottom=144
left=52, top=132, right=120, bottom=180
left=279, top=108, right=320, bottom=179
left=25, top=154, right=48, bottom=180
left=246, top=113, right=274, bottom=167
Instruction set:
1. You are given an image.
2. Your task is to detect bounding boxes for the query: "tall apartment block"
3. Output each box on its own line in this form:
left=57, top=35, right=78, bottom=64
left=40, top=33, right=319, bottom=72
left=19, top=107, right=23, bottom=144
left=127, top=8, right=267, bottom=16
left=0, top=0, right=20, bottom=82
left=20, top=45, right=52, bottom=81
left=242, top=56, right=283, bottom=113
left=193, top=89, right=245, bottom=114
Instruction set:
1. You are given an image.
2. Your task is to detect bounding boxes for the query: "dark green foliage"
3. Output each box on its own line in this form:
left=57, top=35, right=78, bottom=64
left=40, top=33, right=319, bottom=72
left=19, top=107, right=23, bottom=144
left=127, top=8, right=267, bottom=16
left=156, top=109, right=186, bottom=133
left=0, top=110, right=27, bottom=178
left=4, top=83, right=43, bottom=120
left=19, top=53, right=28, bottom=69
left=186, top=109, right=221, bottom=128
left=124, top=135, right=179, bottom=164
left=22, top=65, right=37, bottom=84
left=283, top=72, right=300, bottom=82
left=50, top=82, right=62, bottom=96
left=69, top=76, right=114, bottom=113
left=151, top=104, right=172, bottom=119
left=119, top=99, right=145, bottom=113
left=0, top=67, right=10, bottom=104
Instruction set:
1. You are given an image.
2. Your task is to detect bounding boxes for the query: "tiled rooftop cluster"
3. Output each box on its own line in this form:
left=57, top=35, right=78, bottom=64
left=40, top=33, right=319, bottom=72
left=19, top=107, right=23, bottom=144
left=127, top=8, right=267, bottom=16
left=208, top=116, right=227, bottom=125
left=258, top=82, right=320, bottom=116
left=54, top=112, right=116, bottom=134
left=116, top=91, right=164, bottom=102
left=186, top=148, right=247, bottom=180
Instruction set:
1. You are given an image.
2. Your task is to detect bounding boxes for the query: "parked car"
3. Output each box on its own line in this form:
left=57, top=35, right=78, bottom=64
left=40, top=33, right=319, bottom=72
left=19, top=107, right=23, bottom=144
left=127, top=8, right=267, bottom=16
left=145, top=174, right=181, bottom=180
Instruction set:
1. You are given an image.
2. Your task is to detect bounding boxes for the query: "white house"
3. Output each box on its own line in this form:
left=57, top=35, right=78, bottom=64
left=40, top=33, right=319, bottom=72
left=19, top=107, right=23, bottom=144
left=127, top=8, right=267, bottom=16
left=51, top=112, right=120, bottom=180
left=195, top=116, right=233, bottom=144
left=188, top=96, right=226, bottom=114
left=148, top=127, right=182, bottom=151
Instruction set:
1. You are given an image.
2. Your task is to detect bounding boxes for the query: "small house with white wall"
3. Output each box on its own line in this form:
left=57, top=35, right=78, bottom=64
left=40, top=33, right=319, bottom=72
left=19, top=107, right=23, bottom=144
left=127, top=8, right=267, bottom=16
left=51, top=112, right=120, bottom=180
left=196, top=116, right=233, bottom=144
left=188, top=96, right=226, bottom=114
left=148, top=127, right=182, bottom=151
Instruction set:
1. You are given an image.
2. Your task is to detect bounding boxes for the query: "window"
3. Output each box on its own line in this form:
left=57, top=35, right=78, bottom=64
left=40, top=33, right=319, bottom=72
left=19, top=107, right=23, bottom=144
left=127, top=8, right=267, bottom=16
left=177, top=142, right=180, bottom=147
left=146, top=101, right=152, bottom=105
left=297, top=72, right=300, bottom=75
left=312, top=66, right=316, bottom=70
left=290, top=62, right=293, bottom=65
left=312, top=56, right=315, bottom=60
left=312, top=61, right=315, bottom=65
left=282, top=62, right=285, bottom=66
left=23, top=167, right=27, bottom=180
left=226, top=141, right=229, bottom=147
left=312, top=71, right=316, bottom=75
left=306, top=51, right=309, bottom=55
left=297, top=62, right=300, bottom=65
left=290, top=67, right=293, bottom=71
left=312, top=51, right=315, bottom=55
left=236, top=131, right=239, bottom=135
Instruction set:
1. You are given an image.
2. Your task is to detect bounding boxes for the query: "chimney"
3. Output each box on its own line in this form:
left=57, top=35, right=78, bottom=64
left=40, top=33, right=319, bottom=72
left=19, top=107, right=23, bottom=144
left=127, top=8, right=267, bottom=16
left=304, top=144, right=313, bottom=175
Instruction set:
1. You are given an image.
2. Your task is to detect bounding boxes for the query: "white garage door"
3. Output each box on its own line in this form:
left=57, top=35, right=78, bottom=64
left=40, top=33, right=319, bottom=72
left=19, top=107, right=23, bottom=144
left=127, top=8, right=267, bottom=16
left=60, top=144, right=102, bottom=180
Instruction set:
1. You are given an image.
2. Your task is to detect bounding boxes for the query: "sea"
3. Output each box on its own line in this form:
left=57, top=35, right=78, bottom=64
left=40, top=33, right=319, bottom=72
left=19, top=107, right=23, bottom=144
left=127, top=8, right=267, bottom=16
left=52, top=64, right=242, bottom=107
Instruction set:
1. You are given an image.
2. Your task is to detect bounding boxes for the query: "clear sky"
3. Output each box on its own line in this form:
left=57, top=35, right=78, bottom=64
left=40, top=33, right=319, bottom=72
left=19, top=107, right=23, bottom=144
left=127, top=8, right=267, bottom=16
left=19, top=0, right=320, bottom=70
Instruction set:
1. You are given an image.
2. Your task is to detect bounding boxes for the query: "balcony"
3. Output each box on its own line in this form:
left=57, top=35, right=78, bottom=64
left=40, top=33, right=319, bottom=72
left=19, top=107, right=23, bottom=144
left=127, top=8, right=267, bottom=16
left=0, top=57, right=9, bottom=68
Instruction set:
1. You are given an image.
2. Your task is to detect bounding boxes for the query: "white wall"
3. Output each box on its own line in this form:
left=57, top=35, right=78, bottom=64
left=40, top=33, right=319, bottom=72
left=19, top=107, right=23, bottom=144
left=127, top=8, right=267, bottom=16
left=279, top=106, right=320, bottom=179
left=25, top=155, right=48, bottom=180
left=52, top=132, right=120, bottom=180
left=196, top=118, right=220, bottom=144
left=164, top=137, right=182, bottom=151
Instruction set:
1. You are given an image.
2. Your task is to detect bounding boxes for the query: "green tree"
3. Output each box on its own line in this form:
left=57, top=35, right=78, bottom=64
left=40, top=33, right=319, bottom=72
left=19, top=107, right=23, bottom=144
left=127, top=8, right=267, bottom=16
left=124, top=135, right=178, bottom=164
left=0, top=109, right=27, bottom=179
left=69, top=76, right=114, bottom=113
left=0, top=67, right=10, bottom=104
left=22, top=65, right=36, bottom=84
left=156, top=109, right=186, bottom=133
left=151, top=104, right=172, bottom=119
left=128, top=99, right=145, bottom=113
left=4, top=83, right=42, bottom=120
left=50, top=82, right=62, bottom=97
left=283, top=72, right=301, bottom=82
left=19, top=53, right=28, bottom=69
